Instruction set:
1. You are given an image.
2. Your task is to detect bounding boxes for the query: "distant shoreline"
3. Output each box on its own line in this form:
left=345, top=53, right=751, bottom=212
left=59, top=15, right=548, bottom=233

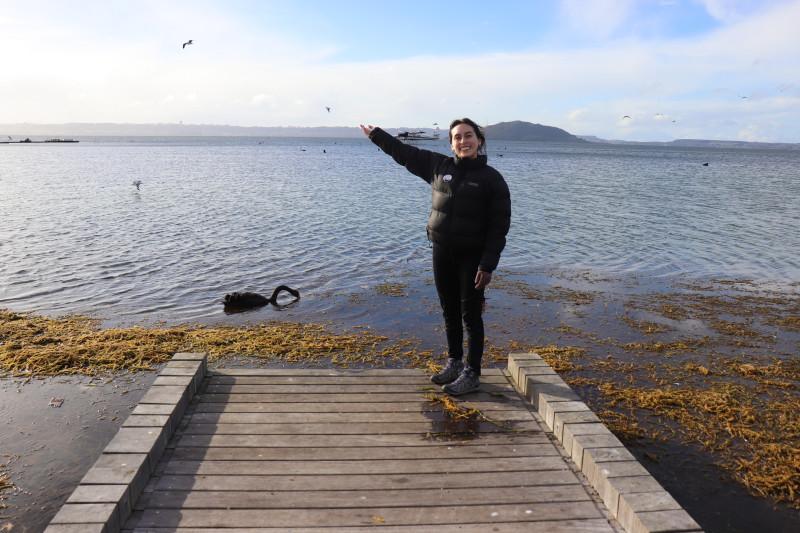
left=2, top=121, right=798, bottom=148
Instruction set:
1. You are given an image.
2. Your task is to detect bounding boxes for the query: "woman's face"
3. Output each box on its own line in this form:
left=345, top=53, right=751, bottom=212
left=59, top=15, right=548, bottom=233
left=450, top=123, right=481, bottom=159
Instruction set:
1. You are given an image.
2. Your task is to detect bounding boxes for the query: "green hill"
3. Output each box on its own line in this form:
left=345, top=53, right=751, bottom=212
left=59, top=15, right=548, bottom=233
left=484, top=120, right=586, bottom=142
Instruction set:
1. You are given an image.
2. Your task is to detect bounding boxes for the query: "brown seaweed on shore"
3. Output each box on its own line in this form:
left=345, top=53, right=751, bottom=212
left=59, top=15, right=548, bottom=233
left=620, top=314, right=673, bottom=335
left=0, top=309, right=441, bottom=376
left=375, top=282, right=407, bottom=297
left=580, top=376, right=800, bottom=508
left=0, top=464, right=13, bottom=510
left=490, top=276, right=597, bottom=305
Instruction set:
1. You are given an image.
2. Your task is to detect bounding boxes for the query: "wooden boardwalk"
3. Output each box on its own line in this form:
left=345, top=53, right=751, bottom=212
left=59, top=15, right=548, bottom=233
left=122, top=367, right=618, bottom=532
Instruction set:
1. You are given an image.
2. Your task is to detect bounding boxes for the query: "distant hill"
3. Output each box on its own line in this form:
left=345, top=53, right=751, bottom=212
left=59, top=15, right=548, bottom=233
left=484, top=121, right=587, bottom=142
left=579, top=135, right=800, bottom=150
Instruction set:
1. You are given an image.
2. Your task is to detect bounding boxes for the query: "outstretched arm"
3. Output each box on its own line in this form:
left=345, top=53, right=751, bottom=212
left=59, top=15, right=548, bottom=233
left=360, top=123, right=445, bottom=184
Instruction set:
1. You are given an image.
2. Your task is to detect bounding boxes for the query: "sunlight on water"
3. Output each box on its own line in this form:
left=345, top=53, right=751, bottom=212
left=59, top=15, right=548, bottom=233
left=1, top=137, right=798, bottom=324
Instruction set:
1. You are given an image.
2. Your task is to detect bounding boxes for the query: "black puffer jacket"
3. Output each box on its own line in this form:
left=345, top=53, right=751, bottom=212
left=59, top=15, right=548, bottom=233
left=370, top=127, right=511, bottom=272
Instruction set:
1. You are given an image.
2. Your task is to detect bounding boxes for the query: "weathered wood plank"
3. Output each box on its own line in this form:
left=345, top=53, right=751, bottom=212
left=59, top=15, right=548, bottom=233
left=202, top=383, right=516, bottom=394
left=187, top=410, right=534, bottom=424
left=127, top=501, right=604, bottom=528
left=197, top=392, right=524, bottom=404
left=179, top=420, right=540, bottom=435
left=176, top=432, right=544, bottom=448
left=154, top=469, right=581, bottom=492
left=207, top=375, right=511, bottom=385
left=138, top=485, right=591, bottom=510
left=192, top=399, right=529, bottom=413
left=160, top=456, right=568, bottom=476
left=168, top=443, right=557, bottom=461
left=209, top=368, right=505, bottom=377
left=124, top=521, right=615, bottom=532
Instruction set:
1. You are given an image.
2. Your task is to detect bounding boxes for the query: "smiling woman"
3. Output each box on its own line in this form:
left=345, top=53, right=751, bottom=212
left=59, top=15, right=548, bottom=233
left=360, top=118, right=511, bottom=396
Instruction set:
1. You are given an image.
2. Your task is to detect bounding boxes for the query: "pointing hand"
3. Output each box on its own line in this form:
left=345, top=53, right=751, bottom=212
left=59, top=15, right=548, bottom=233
left=360, top=124, right=375, bottom=137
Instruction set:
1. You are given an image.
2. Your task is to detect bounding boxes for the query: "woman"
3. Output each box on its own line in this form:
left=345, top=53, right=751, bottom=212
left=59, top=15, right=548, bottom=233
left=360, top=119, right=511, bottom=395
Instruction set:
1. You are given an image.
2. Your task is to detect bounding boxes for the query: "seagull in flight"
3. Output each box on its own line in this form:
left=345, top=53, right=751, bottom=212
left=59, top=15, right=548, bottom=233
left=132, top=180, right=142, bottom=190
left=325, top=106, right=331, bottom=113
left=182, top=39, right=193, bottom=49
left=622, top=115, right=631, bottom=120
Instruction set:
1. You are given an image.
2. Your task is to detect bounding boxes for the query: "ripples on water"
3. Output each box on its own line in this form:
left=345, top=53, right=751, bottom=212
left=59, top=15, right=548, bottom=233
left=1, top=137, right=798, bottom=325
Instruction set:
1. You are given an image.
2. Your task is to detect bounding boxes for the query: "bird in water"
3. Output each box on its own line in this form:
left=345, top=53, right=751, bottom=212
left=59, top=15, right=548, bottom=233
left=223, top=286, right=300, bottom=312
left=702, top=163, right=709, bottom=166
left=182, top=39, right=193, bottom=49
left=132, top=180, right=142, bottom=190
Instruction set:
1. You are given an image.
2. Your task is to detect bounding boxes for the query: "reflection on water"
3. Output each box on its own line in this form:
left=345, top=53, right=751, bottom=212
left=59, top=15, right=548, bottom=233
left=1, top=137, right=798, bottom=326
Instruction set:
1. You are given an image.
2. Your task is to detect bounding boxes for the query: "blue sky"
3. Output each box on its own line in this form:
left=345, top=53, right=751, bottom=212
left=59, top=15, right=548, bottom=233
left=1, top=0, right=798, bottom=141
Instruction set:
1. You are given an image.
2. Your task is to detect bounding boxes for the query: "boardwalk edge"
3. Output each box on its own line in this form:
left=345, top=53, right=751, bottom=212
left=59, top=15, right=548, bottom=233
left=507, top=352, right=704, bottom=533
left=45, top=352, right=207, bottom=533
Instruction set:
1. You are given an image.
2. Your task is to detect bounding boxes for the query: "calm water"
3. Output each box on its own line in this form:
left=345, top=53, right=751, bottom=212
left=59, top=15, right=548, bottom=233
left=1, top=137, right=798, bottom=325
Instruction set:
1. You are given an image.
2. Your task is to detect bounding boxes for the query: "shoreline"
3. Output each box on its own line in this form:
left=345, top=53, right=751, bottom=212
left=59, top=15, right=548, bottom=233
left=1, top=268, right=798, bottom=532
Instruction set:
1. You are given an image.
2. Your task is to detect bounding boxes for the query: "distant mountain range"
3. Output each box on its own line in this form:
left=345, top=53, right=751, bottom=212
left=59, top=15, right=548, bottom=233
left=1, top=121, right=797, bottom=148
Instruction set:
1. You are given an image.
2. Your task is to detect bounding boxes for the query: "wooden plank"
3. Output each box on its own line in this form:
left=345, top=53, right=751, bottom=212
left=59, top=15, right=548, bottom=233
left=187, top=410, right=535, bottom=424
left=202, top=383, right=517, bottom=394
left=197, top=392, right=524, bottom=404
left=168, top=443, right=557, bottom=461
left=160, top=456, right=568, bottom=475
left=192, top=399, right=530, bottom=413
left=176, top=432, right=544, bottom=448
left=127, top=501, right=604, bottom=528
left=154, top=469, right=581, bottom=492
left=125, top=520, right=616, bottom=532
left=179, top=420, right=540, bottom=435
left=138, top=485, right=591, bottom=510
left=210, top=368, right=505, bottom=377
left=207, top=375, right=511, bottom=385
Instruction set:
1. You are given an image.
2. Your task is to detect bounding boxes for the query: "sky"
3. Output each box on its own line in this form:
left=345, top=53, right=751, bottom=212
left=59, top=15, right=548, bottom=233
left=1, top=0, right=799, bottom=142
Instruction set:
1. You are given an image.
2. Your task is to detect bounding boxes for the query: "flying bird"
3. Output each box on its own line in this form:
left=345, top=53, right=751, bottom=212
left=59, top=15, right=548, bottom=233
left=325, top=106, right=332, bottom=113
left=132, top=180, right=142, bottom=190
left=182, top=39, right=193, bottom=49
left=622, top=115, right=631, bottom=119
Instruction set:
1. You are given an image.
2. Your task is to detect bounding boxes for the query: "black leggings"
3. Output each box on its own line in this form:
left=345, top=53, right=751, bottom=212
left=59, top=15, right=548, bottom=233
left=432, top=242, right=484, bottom=375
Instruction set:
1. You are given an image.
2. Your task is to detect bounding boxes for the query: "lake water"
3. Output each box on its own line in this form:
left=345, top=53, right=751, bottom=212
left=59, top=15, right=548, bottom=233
left=3, top=136, right=800, bottom=532
left=1, top=137, right=798, bottom=325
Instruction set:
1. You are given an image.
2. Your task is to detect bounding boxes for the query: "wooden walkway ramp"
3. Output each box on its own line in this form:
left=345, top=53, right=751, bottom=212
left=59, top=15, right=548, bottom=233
left=124, top=365, right=616, bottom=532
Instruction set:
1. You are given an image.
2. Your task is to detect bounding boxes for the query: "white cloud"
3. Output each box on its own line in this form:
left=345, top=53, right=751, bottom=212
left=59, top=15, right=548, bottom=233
left=697, top=0, right=762, bottom=22
left=558, top=0, right=636, bottom=39
left=1, top=1, right=799, bottom=141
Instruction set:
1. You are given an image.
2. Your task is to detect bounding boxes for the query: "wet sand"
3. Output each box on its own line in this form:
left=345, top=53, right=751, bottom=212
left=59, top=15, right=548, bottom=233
left=0, top=372, right=157, bottom=532
left=1, top=267, right=798, bottom=532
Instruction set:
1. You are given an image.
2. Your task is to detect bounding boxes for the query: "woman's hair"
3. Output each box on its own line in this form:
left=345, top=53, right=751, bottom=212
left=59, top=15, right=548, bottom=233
left=448, top=117, right=486, bottom=155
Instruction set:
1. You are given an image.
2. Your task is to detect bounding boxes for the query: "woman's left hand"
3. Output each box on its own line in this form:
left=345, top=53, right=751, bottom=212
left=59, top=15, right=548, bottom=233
left=474, top=270, right=492, bottom=289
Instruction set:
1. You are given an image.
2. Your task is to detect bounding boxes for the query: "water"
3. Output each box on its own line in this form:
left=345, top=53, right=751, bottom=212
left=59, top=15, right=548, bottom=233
left=2, top=136, right=799, bottom=531
left=1, top=137, right=798, bottom=325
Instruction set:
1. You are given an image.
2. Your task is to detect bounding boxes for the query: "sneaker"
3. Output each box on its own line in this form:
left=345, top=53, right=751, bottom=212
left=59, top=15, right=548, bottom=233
left=430, top=359, right=464, bottom=385
left=442, top=367, right=481, bottom=396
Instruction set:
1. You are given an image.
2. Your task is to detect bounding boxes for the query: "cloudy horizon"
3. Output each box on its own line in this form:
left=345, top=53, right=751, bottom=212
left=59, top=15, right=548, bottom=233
left=2, top=0, right=799, bottom=142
